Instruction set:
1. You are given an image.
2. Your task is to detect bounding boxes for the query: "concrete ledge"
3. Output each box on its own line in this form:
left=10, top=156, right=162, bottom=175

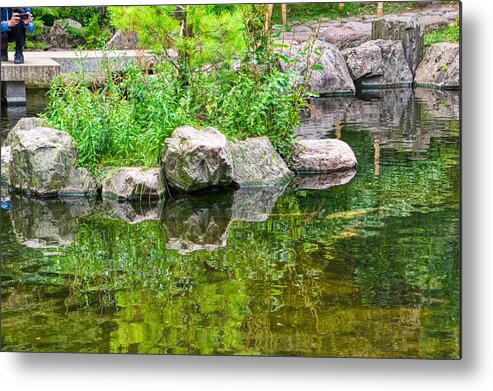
left=46, top=50, right=153, bottom=73
left=1, top=81, right=27, bottom=106
left=1, top=57, right=61, bottom=87
left=1, top=50, right=154, bottom=88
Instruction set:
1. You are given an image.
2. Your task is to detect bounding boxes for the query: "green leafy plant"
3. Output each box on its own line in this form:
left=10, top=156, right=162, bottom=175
left=43, top=5, right=310, bottom=169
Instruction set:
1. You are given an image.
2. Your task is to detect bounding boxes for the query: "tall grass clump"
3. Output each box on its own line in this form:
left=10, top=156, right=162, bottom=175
left=43, top=62, right=192, bottom=168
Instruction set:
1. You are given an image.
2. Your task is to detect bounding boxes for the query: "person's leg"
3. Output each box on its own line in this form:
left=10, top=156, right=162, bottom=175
left=14, top=22, right=26, bottom=52
left=12, top=23, right=25, bottom=64
left=0, top=31, right=9, bottom=61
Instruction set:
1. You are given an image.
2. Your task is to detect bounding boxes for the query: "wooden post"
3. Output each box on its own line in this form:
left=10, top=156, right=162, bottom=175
left=281, top=4, right=287, bottom=26
left=377, top=2, right=384, bottom=18
left=265, top=4, right=274, bottom=31
left=339, top=3, right=344, bottom=10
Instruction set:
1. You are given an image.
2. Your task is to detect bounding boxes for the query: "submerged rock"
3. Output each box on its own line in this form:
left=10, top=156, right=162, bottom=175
left=229, top=137, right=293, bottom=187
left=3, top=117, right=43, bottom=147
left=9, top=127, right=78, bottom=197
left=162, top=126, right=234, bottom=192
left=161, top=191, right=234, bottom=254
left=10, top=195, right=94, bottom=248
left=1, top=146, right=11, bottom=182
left=342, top=39, right=413, bottom=88
left=102, top=167, right=162, bottom=201
left=279, top=40, right=355, bottom=96
left=294, top=170, right=356, bottom=190
left=372, top=14, right=424, bottom=75
left=415, top=43, right=459, bottom=89
left=292, top=139, right=357, bottom=173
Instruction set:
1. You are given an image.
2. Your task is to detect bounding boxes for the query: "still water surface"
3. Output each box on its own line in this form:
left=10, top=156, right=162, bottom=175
left=1, top=88, right=460, bottom=358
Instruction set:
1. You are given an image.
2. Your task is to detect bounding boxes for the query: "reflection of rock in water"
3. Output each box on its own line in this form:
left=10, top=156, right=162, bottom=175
left=162, top=186, right=287, bottom=253
left=9, top=195, right=94, bottom=248
left=161, top=191, right=234, bottom=254
left=231, top=185, right=287, bottom=222
left=414, top=88, right=460, bottom=119
left=294, top=170, right=356, bottom=190
left=297, top=89, right=459, bottom=154
left=100, top=200, right=161, bottom=224
left=297, top=89, right=414, bottom=139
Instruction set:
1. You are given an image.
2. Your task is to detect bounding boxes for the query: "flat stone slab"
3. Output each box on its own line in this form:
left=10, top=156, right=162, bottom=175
left=1, top=50, right=154, bottom=87
left=1, top=56, right=60, bottom=86
left=38, top=50, right=154, bottom=73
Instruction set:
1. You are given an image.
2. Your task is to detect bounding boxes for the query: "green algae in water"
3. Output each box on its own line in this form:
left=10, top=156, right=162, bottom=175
left=0, top=88, right=460, bottom=358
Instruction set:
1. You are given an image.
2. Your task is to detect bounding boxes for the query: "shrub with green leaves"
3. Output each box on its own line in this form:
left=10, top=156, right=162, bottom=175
left=43, top=5, right=309, bottom=170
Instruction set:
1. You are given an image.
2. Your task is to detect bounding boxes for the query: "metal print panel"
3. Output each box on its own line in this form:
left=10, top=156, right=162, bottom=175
left=0, top=1, right=461, bottom=358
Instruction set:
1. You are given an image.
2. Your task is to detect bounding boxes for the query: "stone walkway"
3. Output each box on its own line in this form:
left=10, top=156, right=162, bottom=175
left=278, top=3, right=459, bottom=48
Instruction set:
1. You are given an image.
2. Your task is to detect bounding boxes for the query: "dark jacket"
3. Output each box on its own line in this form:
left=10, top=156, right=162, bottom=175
left=1, top=7, right=35, bottom=34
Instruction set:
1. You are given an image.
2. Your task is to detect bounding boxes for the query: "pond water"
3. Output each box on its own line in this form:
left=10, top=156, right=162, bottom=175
left=0, top=88, right=460, bottom=358
left=1, top=89, right=49, bottom=139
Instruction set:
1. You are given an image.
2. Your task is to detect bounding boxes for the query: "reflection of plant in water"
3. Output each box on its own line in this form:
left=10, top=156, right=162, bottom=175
left=1, top=112, right=459, bottom=356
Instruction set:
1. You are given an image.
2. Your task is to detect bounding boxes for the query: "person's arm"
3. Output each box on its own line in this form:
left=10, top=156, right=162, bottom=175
left=2, top=11, right=22, bottom=32
left=1, top=20, right=9, bottom=32
left=1, top=8, right=10, bottom=32
left=23, top=10, right=34, bottom=34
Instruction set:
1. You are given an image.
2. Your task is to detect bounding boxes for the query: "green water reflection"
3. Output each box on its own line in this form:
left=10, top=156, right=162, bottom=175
left=1, top=89, right=460, bottom=358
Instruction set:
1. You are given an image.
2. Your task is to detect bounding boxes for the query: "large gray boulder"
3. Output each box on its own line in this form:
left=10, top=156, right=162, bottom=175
left=280, top=40, right=355, bottom=96
left=107, top=29, right=139, bottom=50
left=321, top=26, right=370, bottom=50
left=162, top=126, right=234, bottom=192
left=342, top=39, right=413, bottom=88
left=102, top=167, right=162, bottom=201
left=9, top=127, right=78, bottom=197
left=62, top=167, right=98, bottom=197
left=3, top=117, right=43, bottom=147
left=229, top=137, right=293, bottom=187
left=1, top=146, right=11, bottom=182
left=41, top=19, right=84, bottom=49
left=415, top=43, right=459, bottom=89
left=292, top=139, right=357, bottom=173
left=279, top=30, right=316, bottom=44
left=372, top=14, right=424, bottom=75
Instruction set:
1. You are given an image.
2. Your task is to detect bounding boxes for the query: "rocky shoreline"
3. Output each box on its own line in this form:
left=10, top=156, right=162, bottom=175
left=277, top=14, right=459, bottom=94
left=0, top=120, right=358, bottom=202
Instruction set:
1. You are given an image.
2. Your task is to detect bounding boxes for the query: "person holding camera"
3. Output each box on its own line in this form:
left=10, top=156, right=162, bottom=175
left=1, top=7, right=34, bottom=64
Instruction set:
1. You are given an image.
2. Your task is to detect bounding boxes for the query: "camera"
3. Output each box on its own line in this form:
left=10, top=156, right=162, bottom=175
left=17, top=13, right=29, bottom=20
